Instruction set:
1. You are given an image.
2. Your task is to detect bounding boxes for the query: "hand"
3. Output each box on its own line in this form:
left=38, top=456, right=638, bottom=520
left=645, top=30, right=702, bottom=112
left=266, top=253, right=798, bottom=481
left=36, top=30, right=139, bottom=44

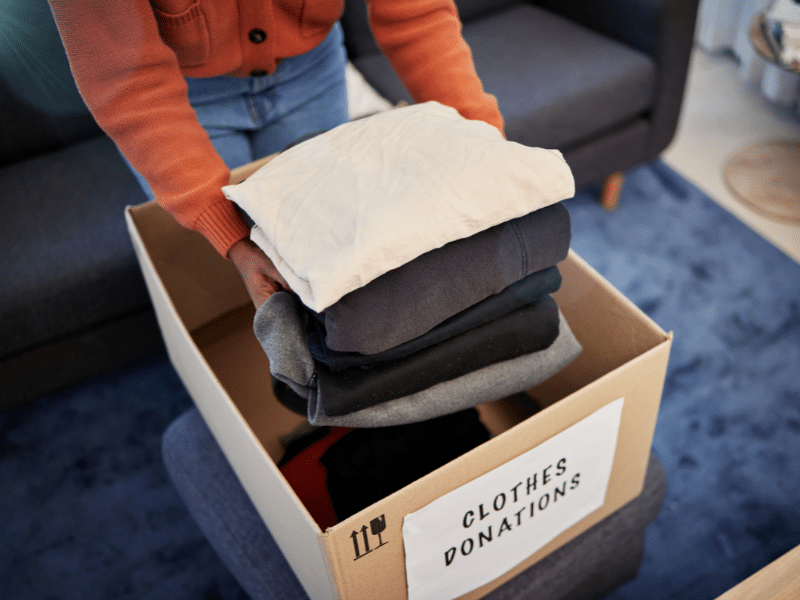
left=228, top=238, right=291, bottom=309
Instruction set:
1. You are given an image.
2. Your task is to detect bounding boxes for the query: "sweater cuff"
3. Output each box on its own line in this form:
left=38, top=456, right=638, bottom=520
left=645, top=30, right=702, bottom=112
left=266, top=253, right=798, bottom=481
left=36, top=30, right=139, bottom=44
left=193, top=200, right=252, bottom=257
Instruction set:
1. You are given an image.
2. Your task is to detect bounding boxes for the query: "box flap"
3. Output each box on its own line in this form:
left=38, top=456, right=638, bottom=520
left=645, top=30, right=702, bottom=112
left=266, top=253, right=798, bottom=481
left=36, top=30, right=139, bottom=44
left=126, top=203, right=342, bottom=600
left=126, top=202, right=250, bottom=332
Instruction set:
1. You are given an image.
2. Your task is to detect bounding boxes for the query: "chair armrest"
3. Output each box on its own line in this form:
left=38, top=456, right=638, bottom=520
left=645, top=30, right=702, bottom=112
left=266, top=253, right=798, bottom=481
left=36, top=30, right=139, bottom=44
left=533, top=0, right=694, bottom=57
left=534, top=0, right=700, bottom=156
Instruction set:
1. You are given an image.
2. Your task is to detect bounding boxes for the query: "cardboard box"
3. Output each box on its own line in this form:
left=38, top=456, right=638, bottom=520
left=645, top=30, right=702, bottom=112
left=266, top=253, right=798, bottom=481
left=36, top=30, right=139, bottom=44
left=126, top=199, right=671, bottom=600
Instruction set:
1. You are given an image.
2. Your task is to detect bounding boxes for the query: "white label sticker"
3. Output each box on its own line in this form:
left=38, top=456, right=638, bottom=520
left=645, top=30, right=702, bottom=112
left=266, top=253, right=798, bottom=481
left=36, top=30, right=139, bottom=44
left=403, top=398, right=625, bottom=600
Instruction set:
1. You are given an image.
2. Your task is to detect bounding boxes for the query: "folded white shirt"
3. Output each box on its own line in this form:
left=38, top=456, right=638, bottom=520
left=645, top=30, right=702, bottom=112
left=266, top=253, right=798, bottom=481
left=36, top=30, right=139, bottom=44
left=222, top=101, right=575, bottom=312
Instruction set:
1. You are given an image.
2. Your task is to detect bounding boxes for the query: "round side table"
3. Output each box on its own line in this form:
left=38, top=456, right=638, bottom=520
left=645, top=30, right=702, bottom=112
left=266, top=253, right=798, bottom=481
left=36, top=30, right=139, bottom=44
left=722, top=12, right=800, bottom=225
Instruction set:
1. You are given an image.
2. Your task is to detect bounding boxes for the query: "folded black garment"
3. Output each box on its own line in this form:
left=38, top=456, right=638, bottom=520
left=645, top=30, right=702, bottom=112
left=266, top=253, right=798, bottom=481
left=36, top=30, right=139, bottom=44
left=309, top=266, right=562, bottom=372
left=277, top=423, right=332, bottom=468
left=256, top=291, right=560, bottom=418
left=318, top=202, right=571, bottom=355
left=320, top=408, right=491, bottom=521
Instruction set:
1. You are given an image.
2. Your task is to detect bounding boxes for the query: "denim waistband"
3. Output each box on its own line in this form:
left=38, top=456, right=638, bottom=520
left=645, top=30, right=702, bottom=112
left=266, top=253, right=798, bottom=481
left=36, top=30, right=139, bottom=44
left=185, top=22, right=344, bottom=103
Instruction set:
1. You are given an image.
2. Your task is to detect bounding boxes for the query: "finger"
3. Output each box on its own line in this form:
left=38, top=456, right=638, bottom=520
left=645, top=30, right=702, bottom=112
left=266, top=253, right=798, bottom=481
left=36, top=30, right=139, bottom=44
left=263, top=264, right=291, bottom=292
left=247, top=276, right=281, bottom=310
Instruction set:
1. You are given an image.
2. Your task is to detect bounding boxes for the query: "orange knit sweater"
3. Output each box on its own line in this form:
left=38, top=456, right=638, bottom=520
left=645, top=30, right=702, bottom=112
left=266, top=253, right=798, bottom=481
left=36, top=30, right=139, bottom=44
left=48, top=0, right=505, bottom=257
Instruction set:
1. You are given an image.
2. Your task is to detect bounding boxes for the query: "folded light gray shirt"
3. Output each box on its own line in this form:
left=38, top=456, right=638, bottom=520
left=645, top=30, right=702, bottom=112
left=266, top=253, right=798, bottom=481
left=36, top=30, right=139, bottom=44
left=318, top=202, right=571, bottom=355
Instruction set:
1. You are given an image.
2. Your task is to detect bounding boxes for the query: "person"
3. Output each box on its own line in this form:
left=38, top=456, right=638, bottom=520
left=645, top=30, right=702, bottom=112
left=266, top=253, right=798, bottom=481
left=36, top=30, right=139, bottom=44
left=47, top=0, right=505, bottom=310
left=47, top=2, right=506, bottom=597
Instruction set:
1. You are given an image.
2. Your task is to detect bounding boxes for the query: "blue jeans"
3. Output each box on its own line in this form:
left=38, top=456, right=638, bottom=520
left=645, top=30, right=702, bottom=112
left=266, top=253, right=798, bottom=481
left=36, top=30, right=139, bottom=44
left=126, top=22, right=349, bottom=194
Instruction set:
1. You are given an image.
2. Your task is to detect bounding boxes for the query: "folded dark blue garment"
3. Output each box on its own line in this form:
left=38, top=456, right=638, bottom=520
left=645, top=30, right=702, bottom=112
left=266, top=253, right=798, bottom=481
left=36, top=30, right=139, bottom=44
left=309, top=266, right=562, bottom=372
left=318, top=202, right=571, bottom=355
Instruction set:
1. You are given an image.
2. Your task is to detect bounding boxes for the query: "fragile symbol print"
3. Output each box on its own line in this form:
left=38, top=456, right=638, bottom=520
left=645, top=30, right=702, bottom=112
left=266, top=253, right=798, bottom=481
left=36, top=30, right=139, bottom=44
left=351, top=514, right=388, bottom=560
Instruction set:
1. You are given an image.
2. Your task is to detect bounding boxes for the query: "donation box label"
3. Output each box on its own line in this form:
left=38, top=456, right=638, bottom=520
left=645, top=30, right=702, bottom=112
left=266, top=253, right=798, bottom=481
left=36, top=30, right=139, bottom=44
left=403, top=398, right=625, bottom=600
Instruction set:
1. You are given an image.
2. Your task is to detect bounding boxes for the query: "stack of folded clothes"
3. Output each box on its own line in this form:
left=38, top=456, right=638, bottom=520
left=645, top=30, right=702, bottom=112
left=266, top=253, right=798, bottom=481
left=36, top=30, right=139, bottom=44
left=223, top=101, right=581, bottom=429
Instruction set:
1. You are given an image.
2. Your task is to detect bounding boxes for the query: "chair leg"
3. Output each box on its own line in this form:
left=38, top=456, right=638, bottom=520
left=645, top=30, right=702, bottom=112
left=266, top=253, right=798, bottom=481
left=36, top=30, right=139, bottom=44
left=600, top=172, right=625, bottom=210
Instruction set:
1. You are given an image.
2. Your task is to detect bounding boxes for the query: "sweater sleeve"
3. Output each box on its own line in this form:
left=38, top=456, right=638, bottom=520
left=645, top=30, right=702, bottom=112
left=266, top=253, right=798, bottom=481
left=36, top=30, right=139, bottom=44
left=366, top=0, right=505, bottom=135
left=47, top=0, right=250, bottom=257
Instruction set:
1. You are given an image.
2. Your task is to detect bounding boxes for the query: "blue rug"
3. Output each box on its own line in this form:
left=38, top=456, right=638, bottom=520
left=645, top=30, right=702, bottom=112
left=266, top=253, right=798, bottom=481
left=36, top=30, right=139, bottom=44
left=566, top=162, right=800, bottom=600
left=1, top=161, right=799, bottom=600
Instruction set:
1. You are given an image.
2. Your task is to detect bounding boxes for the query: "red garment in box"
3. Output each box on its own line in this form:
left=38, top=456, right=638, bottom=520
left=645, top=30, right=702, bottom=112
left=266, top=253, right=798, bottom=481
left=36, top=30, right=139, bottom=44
left=279, top=427, right=351, bottom=530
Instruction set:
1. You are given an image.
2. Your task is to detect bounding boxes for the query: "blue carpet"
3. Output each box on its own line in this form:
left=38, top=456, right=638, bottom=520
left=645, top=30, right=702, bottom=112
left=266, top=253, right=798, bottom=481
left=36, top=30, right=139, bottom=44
left=565, top=162, right=800, bottom=600
left=0, top=360, right=247, bottom=599
left=2, top=161, right=799, bottom=600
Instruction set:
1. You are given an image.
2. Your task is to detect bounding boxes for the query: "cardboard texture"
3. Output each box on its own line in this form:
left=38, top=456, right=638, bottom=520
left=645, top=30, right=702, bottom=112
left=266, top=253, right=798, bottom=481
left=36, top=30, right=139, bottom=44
left=126, top=200, right=672, bottom=600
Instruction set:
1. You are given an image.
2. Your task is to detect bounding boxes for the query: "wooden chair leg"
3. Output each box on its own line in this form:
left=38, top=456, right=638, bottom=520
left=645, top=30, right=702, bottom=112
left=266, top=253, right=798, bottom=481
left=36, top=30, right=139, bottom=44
left=600, top=172, right=625, bottom=210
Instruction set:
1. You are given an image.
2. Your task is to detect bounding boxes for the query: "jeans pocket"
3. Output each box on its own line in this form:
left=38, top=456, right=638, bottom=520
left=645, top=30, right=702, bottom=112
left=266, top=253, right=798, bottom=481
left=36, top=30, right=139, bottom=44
left=153, top=1, right=211, bottom=68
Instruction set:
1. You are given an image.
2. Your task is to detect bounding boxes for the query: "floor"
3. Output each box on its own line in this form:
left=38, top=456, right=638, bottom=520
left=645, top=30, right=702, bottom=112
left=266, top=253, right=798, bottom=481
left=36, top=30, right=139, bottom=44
left=661, top=46, right=800, bottom=265
left=648, top=45, right=800, bottom=598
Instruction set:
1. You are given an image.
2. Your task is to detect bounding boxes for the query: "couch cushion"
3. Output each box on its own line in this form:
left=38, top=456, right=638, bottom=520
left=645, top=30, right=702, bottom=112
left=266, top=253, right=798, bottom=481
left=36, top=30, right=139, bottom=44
left=351, top=4, right=656, bottom=151
left=0, top=136, right=150, bottom=356
left=0, top=0, right=102, bottom=166
left=340, top=0, right=520, bottom=59
left=454, top=0, right=521, bottom=23
left=0, top=81, right=101, bottom=169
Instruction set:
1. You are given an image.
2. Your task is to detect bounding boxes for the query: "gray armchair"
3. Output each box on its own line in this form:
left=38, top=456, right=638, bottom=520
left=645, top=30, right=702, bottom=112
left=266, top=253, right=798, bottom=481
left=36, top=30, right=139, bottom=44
left=341, top=0, right=700, bottom=208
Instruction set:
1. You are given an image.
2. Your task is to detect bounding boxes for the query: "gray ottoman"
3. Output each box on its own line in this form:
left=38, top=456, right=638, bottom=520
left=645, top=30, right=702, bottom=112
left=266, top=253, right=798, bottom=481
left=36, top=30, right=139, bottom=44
left=163, top=407, right=666, bottom=600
